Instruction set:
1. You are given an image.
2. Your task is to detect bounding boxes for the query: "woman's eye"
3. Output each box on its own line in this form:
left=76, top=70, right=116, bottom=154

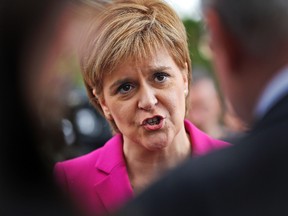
left=117, top=83, right=134, bottom=94
left=154, top=72, right=169, bottom=83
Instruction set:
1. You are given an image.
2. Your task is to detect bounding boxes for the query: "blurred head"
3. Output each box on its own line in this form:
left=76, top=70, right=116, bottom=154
left=201, top=0, right=288, bottom=57
left=1, top=0, right=82, bottom=214
left=201, top=0, right=288, bottom=124
left=79, top=0, right=191, bottom=132
left=187, top=72, right=222, bottom=137
left=2, top=0, right=73, bottom=171
left=21, top=1, right=107, bottom=162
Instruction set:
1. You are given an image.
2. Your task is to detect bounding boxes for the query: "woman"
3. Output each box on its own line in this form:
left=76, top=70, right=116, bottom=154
left=54, top=0, right=229, bottom=215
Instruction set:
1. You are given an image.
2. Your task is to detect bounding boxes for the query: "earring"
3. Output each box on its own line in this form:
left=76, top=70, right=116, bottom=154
left=92, top=89, right=97, bottom=98
left=184, top=89, right=188, bottom=96
left=106, top=112, right=112, bottom=120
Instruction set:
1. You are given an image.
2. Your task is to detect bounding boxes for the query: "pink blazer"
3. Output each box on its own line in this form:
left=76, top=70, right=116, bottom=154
left=54, top=120, right=229, bottom=215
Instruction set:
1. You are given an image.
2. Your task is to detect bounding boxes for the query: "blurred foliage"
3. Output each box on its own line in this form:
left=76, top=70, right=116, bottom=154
left=183, top=18, right=225, bottom=104
left=183, top=18, right=213, bottom=74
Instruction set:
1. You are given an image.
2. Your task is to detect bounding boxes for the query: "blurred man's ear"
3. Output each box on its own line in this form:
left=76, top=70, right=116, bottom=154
left=204, top=9, right=241, bottom=75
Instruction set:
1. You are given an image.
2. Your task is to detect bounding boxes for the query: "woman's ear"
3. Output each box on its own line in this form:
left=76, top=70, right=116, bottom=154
left=92, top=89, right=113, bottom=120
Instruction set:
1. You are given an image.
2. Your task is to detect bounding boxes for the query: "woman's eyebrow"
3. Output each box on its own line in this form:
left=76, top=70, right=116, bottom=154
left=149, top=66, right=171, bottom=72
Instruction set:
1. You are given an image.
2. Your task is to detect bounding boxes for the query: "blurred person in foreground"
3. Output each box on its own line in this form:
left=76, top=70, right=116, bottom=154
left=221, top=99, right=247, bottom=142
left=0, top=0, right=87, bottom=215
left=113, top=0, right=288, bottom=215
left=53, top=0, right=229, bottom=215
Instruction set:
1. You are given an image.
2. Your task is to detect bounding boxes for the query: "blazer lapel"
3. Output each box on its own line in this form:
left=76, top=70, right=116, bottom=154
left=93, top=134, right=134, bottom=213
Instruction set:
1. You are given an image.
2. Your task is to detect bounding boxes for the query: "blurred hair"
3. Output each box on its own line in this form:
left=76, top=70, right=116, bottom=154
left=201, top=0, right=288, bottom=58
left=79, top=0, right=191, bottom=132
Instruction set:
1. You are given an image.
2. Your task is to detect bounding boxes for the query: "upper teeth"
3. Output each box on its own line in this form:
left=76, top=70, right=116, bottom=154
left=147, top=117, right=159, bottom=125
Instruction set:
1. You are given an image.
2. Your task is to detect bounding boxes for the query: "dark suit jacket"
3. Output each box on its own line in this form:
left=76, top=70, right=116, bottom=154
left=114, top=94, right=288, bottom=216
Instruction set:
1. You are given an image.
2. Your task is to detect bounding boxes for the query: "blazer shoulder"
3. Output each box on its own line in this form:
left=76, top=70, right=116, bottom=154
left=54, top=148, right=102, bottom=181
left=54, top=134, right=123, bottom=179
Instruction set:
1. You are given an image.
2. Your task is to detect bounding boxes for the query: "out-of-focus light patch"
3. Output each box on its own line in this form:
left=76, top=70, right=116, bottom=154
left=75, top=108, right=102, bottom=137
left=62, top=119, right=76, bottom=145
left=165, top=0, right=201, bottom=20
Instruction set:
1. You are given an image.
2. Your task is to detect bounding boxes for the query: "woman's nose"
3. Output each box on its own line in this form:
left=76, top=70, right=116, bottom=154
left=138, top=85, right=158, bottom=111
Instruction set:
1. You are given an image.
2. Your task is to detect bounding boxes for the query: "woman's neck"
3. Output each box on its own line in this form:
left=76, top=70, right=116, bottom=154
left=124, top=128, right=191, bottom=194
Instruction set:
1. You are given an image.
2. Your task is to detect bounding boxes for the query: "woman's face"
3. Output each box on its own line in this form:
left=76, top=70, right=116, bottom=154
left=98, top=48, right=188, bottom=151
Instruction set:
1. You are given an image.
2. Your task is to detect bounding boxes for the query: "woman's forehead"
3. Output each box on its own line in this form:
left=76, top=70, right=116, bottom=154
left=113, top=47, right=174, bottom=69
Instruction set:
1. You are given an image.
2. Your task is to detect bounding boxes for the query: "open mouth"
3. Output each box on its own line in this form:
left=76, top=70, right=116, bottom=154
left=142, top=115, right=163, bottom=126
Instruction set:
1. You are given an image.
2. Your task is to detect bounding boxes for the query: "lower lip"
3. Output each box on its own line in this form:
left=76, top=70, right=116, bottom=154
left=143, top=118, right=165, bottom=131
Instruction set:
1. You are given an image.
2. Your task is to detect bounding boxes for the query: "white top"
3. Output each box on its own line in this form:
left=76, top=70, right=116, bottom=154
left=254, top=66, right=288, bottom=120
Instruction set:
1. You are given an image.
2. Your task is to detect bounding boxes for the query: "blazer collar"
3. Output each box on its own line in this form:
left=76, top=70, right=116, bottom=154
left=94, top=134, right=134, bottom=213
left=95, top=134, right=125, bottom=174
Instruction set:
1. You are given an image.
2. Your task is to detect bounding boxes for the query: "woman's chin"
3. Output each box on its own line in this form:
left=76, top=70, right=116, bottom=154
left=143, top=137, right=170, bottom=151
